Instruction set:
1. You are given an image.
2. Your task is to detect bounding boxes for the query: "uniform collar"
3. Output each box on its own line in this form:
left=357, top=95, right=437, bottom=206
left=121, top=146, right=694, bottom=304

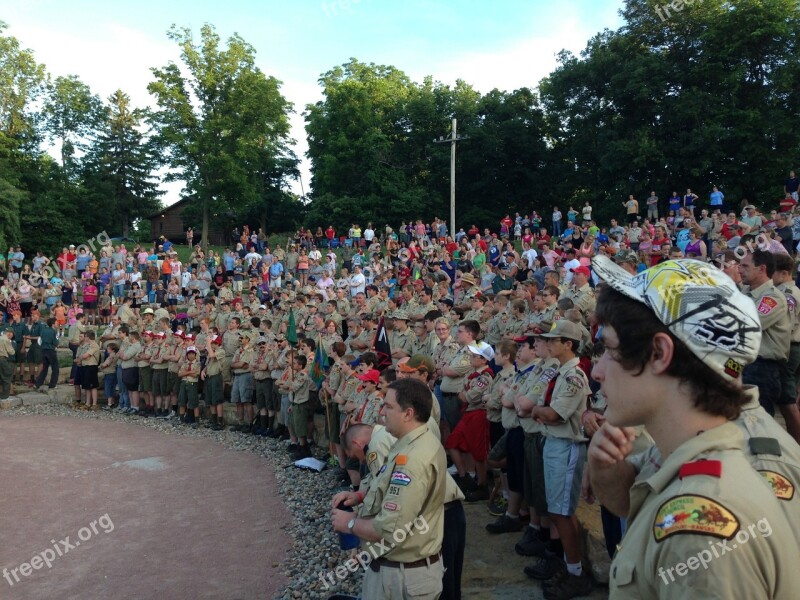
left=557, top=356, right=581, bottom=374
left=638, top=422, right=744, bottom=496
left=391, top=423, right=429, bottom=456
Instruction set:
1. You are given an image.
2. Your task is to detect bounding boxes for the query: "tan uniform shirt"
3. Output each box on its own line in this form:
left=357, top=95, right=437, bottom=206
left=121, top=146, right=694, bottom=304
left=81, top=341, right=101, bottom=366
left=0, top=336, right=13, bottom=358
left=440, top=346, right=472, bottom=394
left=485, top=366, right=515, bottom=424
left=519, top=358, right=560, bottom=435
left=611, top=423, right=799, bottom=599
left=746, top=280, right=790, bottom=360
left=205, top=346, right=224, bottom=377
left=360, top=425, right=446, bottom=562
left=388, top=328, right=414, bottom=362
left=776, top=281, right=800, bottom=343
left=232, top=346, right=255, bottom=375
left=543, top=357, right=589, bottom=441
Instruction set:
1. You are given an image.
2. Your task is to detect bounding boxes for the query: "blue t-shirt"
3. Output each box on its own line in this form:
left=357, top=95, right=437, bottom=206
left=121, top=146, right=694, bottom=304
left=76, top=254, right=90, bottom=270
left=163, top=240, right=173, bottom=252
left=488, top=245, right=501, bottom=266
left=223, top=254, right=235, bottom=271
left=676, top=229, right=691, bottom=252
left=668, top=196, right=681, bottom=210
left=709, top=191, right=724, bottom=206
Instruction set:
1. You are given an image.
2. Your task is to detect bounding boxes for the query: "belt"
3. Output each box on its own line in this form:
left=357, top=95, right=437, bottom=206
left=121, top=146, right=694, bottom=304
left=369, top=554, right=440, bottom=572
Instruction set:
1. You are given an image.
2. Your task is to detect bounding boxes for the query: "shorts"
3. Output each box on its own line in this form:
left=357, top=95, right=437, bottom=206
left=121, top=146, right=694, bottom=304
left=100, top=309, right=111, bottom=317
left=489, top=421, right=505, bottom=448
left=26, top=344, right=42, bottom=364
left=505, top=427, right=525, bottom=493
left=231, top=373, right=254, bottom=404
left=83, top=300, right=97, bottom=310
left=523, top=432, right=548, bottom=515
left=121, top=367, right=139, bottom=390
left=488, top=431, right=507, bottom=463
left=743, top=358, right=782, bottom=416
left=178, top=381, right=199, bottom=408
left=254, top=378, right=273, bottom=410
left=441, top=393, right=463, bottom=428
left=291, top=401, right=312, bottom=437
left=205, top=373, right=224, bottom=405
left=81, top=365, right=99, bottom=390
left=138, top=366, right=152, bottom=393
left=20, top=302, right=32, bottom=319
left=445, top=409, right=489, bottom=461
left=167, top=371, right=180, bottom=395
left=779, top=344, right=800, bottom=406
left=543, top=437, right=586, bottom=516
left=151, top=369, right=168, bottom=396
left=74, top=365, right=83, bottom=387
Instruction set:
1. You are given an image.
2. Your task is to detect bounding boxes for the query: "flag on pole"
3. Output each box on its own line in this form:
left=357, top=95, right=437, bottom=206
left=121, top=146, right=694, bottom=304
left=286, top=308, right=298, bottom=347
left=373, top=317, right=392, bottom=370
left=311, top=334, right=329, bottom=388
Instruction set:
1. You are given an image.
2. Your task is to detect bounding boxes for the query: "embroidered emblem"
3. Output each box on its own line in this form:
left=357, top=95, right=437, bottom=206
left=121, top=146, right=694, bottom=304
left=653, top=495, right=739, bottom=542
left=759, top=471, right=795, bottom=500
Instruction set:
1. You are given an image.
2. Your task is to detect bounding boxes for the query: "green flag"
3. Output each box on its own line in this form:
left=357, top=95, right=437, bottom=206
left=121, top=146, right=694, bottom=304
left=286, top=308, right=298, bottom=347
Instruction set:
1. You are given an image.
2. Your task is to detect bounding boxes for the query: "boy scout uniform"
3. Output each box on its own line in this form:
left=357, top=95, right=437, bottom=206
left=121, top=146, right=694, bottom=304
left=439, top=345, right=473, bottom=427
left=230, top=340, right=255, bottom=404
left=0, top=330, right=16, bottom=398
left=137, top=339, right=154, bottom=396
left=776, top=279, right=800, bottom=407
left=204, top=344, right=225, bottom=406
left=289, top=368, right=311, bottom=437
left=167, top=336, right=182, bottom=396
left=359, top=424, right=446, bottom=599
left=252, top=346, right=272, bottom=411
left=611, top=423, right=799, bottom=599
left=150, top=340, right=169, bottom=397
left=388, top=320, right=414, bottom=363
left=178, top=354, right=201, bottom=409
left=410, top=333, right=437, bottom=359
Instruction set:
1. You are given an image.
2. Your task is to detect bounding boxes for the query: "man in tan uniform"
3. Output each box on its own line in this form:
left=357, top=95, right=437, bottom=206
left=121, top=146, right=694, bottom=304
left=388, top=310, right=415, bottom=364
left=588, top=256, right=800, bottom=600
left=772, top=252, right=800, bottom=443
left=565, top=266, right=595, bottom=324
left=331, top=378, right=446, bottom=600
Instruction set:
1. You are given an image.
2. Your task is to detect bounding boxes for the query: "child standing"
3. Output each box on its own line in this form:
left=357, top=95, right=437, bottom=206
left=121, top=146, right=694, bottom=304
left=100, top=343, right=119, bottom=409
left=53, top=300, right=67, bottom=337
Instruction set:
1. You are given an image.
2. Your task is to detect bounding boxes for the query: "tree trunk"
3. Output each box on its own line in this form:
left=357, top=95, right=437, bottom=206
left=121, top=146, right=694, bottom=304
left=201, top=197, right=209, bottom=253
left=122, top=217, right=130, bottom=239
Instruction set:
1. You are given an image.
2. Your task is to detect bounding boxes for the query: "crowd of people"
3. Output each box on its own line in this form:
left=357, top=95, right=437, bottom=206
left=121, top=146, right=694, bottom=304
left=1, top=175, right=800, bottom=599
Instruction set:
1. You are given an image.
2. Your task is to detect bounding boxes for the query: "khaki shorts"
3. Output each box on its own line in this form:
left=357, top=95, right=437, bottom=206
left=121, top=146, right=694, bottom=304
left=291, top=401, right=312, bottom=437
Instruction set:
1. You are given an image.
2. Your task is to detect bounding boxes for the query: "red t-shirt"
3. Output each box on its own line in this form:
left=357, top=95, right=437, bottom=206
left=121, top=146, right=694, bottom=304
left=536, top=235, right=551, bottom=250
left=780, top=197, right=797, bottom=213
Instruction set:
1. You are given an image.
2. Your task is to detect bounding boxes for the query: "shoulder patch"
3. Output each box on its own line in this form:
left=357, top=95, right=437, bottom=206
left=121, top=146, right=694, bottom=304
left=367, top=452, right=378, bottom=465
left=538, top=367, right=557, bottom=383
left=395, top=455, right=407, bottom=466
left=678, top=460, right=722, bottom=479
left=564, top=374, right=585, bottom=389
left=653, top=495, right=739, bottom=542
left=786, top=294, right=797, bottom=312
left=390, top=472, right=411, bottom=486
left=757, top=296, right=778, bottom=315
left=759, top=471, right=795, bottom=500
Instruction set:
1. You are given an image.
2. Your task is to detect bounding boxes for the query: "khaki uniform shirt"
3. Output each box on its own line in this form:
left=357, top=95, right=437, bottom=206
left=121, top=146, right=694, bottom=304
left=80, top=341, right=101, bottom=366
left=746, top=280, right=790, bottom=361
left=388, top=328, right=414, bottom=362
left=290, top=370, right=310, bottom=404
left=222, top=330, right=241, bottom=357
left=232, top=346, right=255, bottom=375
left=150, top=344, right=169, bottom=370
left=566, top=283, right=595, bottom=319
left=464, top=367, right=494, bottom=411
left=776, top=281, right=800, bottom=343
left=252, top=350, right=270, bottom=381
left=410, top=334, right=437, bottom=359
left=360, top=425, right=446, bottom=563
left=543, top=357, right=589, bottom=441
left=610, top=423, right=799, bottom=599
left=440, top=346, right=473, bottom=394
left=519, top=358, right=560, bottom=435
left=215, top=310, right=232, bottom=333
left=485, top=366, right=515, bottom=424
left=119, top=340, right=142, bottom=369
left=181, top=358, right=201, bottom=383
left=205, top=346, right=224, bottom=377
left=501, top=361, right=538, bottom=430
left=0, top=336, right=13, bottom=358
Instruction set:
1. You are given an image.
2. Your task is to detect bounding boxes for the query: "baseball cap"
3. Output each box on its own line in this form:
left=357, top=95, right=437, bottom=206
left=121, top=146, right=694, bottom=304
left=172, top=331, right=185, bottom=340
left=467, top=341, right=495, bottom=361
left=154, top=331, right=166, bottom=339
left=391, top=309, right=410, bottom=321
left=539, top=319, right=583, bottom=342
left=591, top=255, right=761, bottom=381
left=183, top=333, right=195, bottom=341
left=397, top=355, right=435, bottom=373
left=570, top=265, right=591, bottom=277
left=186, top=346, right=198, bottom=354
left=142, top=307, right=154, bottom=315
left=357, top=369, right=380, bottom=384
left=613, top=249, right=638, bottom=264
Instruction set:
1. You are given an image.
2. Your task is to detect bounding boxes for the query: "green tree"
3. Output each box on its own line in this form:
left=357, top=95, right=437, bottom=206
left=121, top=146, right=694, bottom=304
left=148, top=24, right=298, bottom=250
left=82, top=90, right=163, bottom=237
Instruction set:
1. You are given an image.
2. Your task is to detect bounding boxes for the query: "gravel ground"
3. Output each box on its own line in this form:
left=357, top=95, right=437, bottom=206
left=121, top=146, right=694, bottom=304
left=0, top=402, right=362, bottom=600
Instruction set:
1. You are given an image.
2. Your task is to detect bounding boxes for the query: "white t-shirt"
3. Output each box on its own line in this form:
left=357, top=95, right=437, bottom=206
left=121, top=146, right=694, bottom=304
left=364, top=228, right=375, bottom=242
left=309, top=249, right=322, bottom=261
left=522, top=248, right=538, bottom=267
left=563, top=258, right=581, bottom=283
left=349, top=273, right=366, bottom=296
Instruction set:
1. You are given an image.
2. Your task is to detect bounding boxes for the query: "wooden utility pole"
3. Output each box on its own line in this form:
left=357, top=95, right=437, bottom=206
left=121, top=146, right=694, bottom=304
left=434, top=118, right=467, bottom=237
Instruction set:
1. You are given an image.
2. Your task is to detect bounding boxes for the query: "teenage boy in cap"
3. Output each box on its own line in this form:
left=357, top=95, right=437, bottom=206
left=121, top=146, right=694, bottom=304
left=352, top=369, right=382, bottom=425
left=136, top=331, right=155, bottom=415
left=388, top=310, right=414, bottom=363
left=565, top=266, right=595, bottom=322
left=166, top=331, right=184, bottom=418
left=588, top=256, right=800, bottom=598
left=446, top=341, right=495, bottom=502
left=230, top=332, right=256, bottom=431
left=523, top=319, right=591, bottom=597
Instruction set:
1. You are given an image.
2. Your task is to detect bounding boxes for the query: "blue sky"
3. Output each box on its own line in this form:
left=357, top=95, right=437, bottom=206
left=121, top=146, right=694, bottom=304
left=5, top=0, right=624, bottom=201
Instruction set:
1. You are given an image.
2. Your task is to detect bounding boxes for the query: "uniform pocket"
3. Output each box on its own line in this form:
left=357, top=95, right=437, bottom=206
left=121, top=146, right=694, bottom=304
left=403, top=564, right=443, bottom=598
left=612, top=561, right=636, bottom=587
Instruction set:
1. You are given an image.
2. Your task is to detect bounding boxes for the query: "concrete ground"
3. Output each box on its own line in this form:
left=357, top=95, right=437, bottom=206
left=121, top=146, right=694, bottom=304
left=0, top=415, right=290, bottom=600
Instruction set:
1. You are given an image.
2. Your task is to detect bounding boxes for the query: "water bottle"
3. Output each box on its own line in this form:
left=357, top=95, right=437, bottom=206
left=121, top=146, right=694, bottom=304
left=337, top=501, right=360, bottom=551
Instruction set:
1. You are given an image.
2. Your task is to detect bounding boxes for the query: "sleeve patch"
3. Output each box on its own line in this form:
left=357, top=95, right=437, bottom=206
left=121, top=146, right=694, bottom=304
left=395, top=455, right=408, bottom=466
left=390, top=472, right=411, bottom=486
left=786, top=294, right=797, bottom=312
left=367, top=452, right=378, bottom=465
left=759, top=471, right=795, bottom=500
left=383, top=502, right=398, bottom=511
left=653, top=495, right=739, bottom=542
left=475, top=378, right=489, bottom=389
left=538, top=367, right=557, bottom=383
left=757, top=296, right=778, bottom=315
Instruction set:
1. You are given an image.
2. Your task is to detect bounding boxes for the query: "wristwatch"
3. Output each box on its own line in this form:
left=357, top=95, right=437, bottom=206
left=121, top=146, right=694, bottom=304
left=347, top=517, right=357, bottom=533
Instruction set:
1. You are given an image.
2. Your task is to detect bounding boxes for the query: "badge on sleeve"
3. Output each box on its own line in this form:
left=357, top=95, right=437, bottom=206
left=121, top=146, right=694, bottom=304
left=390, top=472, right=411, bottom=486
left=759, top=471, right=795, bottom=500
left=367, top=452, right=378, bottom=465
left=653, top=495, right=739, bottom=542
left=757, top=296, right=778, bottom=315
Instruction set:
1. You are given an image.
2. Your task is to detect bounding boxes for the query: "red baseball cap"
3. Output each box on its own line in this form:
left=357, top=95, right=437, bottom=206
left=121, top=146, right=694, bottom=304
left=570, top=266, right=591, bottom=277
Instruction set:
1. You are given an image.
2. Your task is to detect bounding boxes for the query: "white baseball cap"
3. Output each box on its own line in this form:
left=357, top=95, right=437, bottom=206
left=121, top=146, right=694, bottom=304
left=467, top=341, right=495, bottom=362
left=591, top=255, right=761, bottom=382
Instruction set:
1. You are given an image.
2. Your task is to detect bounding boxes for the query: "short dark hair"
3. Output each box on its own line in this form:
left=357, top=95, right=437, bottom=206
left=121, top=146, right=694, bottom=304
left=294, top=354, right=307, bottom=369
left=424, top=310, right=442, bottom=321
left=774, top=253, right=795, bottom=273
left=387, top=378, right=432, bottom=423
left=381, top=367, right=397, bottom=384
left=752, top=249, right=776, bottom=277
left=360, top=351, right=378, bottom=369
left=459, top=320, right=480, bottom=339
left=595, top=287, right=747, bottom=419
